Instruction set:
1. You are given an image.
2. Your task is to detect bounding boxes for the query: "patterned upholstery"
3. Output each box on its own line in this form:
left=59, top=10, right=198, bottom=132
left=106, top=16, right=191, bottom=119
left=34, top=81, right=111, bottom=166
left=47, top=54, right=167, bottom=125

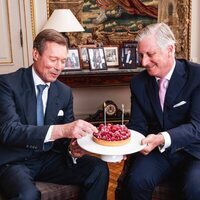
left=152, top=181, right=181, bottom=200
left=0, top=182, right=80, bottom=200
left=115, top=157, right=181, bottom=200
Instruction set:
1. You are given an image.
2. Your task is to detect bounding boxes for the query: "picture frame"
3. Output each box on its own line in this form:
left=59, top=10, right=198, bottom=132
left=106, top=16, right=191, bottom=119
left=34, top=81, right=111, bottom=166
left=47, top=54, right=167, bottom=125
left=103, top=46, right=119, bottom=67
left=64, top=48, right=81, bottom=71
left=119, top=47, right=137, bottom=69
left=78, top=44, right=96, bottom=69
left=123, top=41, right=139, bottom=66
left=87, top=47, right=107, bottom=71
left=123, top=41, right=138, bottom=48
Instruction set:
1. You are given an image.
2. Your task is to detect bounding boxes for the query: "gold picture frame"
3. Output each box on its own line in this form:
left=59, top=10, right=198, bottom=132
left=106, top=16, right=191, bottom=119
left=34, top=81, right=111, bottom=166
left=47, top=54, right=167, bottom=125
left=44, top=0, right=191, bottom=60
left=103, top=46, right=119, bottom=67
left=64, top=48, right=81, bottom=71
left=78, top=44, right=96, bottom=69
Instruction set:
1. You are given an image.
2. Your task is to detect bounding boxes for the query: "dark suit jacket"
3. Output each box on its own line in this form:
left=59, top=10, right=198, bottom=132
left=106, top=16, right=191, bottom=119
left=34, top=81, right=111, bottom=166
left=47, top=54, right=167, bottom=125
left=128, top=59, right=200, bottom=159
left=0, top=66, right=74, bottom=165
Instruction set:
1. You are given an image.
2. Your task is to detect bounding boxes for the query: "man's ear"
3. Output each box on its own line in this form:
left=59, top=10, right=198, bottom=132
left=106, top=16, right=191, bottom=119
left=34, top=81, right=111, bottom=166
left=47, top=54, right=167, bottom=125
left=167, top=44, right=175, bottom=56
left=32, top=48, right=39, bottom=61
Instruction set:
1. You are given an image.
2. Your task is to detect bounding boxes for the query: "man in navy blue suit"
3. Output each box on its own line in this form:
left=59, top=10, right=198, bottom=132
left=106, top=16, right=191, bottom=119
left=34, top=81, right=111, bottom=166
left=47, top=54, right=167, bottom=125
left=0, top=29, right=109, bottom=200
left=123, top=23, right=200, bottom=200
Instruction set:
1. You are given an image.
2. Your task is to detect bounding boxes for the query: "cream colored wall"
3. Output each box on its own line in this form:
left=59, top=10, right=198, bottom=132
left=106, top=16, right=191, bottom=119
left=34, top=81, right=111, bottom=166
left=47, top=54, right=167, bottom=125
left=33, top=0, right=48, bottom=35
left=72, top=86, right=131, bottom=119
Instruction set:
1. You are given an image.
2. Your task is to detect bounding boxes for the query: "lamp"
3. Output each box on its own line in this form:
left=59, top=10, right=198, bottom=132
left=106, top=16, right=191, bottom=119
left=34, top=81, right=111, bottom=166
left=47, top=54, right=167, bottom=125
left=42, top=9, right=84, bottom=46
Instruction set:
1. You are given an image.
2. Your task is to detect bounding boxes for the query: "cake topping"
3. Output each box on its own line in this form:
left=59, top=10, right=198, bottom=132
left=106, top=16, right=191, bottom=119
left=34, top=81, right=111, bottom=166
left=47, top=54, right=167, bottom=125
left=93, top=123, right=131, bottom=141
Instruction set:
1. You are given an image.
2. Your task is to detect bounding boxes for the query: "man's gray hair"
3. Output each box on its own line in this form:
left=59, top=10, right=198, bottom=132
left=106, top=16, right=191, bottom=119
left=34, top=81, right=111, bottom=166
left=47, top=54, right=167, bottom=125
left=135, top=23, right=176, bottom=50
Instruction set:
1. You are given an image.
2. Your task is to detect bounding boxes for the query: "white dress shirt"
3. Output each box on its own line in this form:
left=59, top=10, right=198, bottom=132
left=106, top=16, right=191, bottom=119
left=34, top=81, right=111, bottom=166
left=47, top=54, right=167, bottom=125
left=32, top=67, right=53, bottom=143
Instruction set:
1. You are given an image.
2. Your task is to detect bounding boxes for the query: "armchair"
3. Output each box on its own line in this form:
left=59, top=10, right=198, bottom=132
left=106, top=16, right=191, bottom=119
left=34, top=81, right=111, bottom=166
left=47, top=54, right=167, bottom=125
left=0, top=182, right=80, bottom=200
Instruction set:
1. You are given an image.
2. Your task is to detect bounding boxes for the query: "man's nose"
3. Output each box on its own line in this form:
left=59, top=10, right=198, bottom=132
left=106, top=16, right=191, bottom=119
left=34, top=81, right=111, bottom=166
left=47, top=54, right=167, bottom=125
left=141, top=54, right=150, bottom=67
left=55, top=60, right=65, bottom=70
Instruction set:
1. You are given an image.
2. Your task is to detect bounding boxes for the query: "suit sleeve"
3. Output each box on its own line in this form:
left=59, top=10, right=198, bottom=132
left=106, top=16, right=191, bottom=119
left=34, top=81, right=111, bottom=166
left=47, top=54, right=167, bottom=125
left=0, top=76, right=50, bottom=151
left=127, top=79, right=148, bottom=136
left=62, top=89, right=74, bottom=123
left=168, top=84, right=200, bottom=154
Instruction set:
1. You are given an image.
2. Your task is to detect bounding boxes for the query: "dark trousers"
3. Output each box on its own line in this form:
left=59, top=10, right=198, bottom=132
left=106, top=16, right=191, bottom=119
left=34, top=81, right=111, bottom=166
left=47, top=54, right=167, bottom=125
left=0, top=151, right=109, bottom=200
left=122, top=149, right=200, bottom=200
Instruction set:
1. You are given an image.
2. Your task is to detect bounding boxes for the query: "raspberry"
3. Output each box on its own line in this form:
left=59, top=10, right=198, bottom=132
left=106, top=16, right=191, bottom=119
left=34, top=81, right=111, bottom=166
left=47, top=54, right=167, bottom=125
left=93, top=124, right=130, bottom=141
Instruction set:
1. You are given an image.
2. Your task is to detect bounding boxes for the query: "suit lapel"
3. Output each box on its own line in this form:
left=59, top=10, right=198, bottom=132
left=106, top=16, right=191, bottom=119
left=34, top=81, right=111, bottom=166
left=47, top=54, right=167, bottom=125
left=165, top=61, right=187, bottom=109
left=147, top=77, right=163, bottom=126
left=22, top=67, right=37, bottom=125
left=44, top=82, right=60, bottom=124
left=20, top=67, right=61, bottom=125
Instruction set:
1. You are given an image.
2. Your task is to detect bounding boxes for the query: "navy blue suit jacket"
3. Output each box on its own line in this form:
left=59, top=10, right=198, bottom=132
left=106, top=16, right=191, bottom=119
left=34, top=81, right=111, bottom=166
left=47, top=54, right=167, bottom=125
left=128, top=59, right=200, bottom=159
left=0, top=66, right=74, bottom=165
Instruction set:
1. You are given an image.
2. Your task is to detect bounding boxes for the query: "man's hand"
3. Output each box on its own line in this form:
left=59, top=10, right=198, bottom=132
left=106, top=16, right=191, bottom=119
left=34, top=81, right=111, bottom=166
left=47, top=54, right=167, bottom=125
left=51, top=119, right=98, bottom=140
left=69, top=139, right=87, bottom=158
left=140, top=134, right=165, bottom=155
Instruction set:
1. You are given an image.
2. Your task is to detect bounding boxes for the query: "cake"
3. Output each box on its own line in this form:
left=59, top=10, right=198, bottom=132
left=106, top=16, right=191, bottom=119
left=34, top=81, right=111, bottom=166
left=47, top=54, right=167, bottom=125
left=93, top=123, right=131, bottom=146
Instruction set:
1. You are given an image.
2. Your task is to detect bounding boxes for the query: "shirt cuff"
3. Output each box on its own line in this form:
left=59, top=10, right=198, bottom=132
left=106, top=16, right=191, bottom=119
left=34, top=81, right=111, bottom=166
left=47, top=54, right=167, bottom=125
left=158, top=131, right=171, bottom=153
left=44, top=125, right=54, bottom=143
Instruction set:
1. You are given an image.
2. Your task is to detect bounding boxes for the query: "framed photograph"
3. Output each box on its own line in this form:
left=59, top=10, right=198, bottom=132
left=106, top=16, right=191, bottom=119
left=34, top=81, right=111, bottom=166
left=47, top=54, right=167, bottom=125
left=87, top=47, right=107, bottom=71
left=123, top=41, right=138, bottom=48
left=64, top=48, right=81, bottom=71
left=123, top=41, right=139, bottom=65
left=120, top=47, right=138, bottom=69
left=103, top=46, right=119, bottom=67
left=78, top=44, right=96, bottom=69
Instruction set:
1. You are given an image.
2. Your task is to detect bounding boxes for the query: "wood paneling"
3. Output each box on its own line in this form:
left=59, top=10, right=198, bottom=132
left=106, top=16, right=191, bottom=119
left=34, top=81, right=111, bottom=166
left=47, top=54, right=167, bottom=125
left=108, top=161, right=124, bottom=200
left=58, top=68, right=143, bottom=88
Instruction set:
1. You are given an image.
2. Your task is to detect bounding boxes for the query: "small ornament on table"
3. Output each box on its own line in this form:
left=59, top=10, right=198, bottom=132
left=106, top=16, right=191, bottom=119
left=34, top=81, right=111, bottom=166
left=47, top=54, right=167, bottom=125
left=104, top=102, right=106, bottom=126
left=122, top=104, right=124, bottom=126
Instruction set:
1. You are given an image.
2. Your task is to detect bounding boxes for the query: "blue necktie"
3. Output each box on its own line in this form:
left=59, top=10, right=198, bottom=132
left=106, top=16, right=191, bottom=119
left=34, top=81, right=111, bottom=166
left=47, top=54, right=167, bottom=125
left=37, top=84, right=47, bottom=126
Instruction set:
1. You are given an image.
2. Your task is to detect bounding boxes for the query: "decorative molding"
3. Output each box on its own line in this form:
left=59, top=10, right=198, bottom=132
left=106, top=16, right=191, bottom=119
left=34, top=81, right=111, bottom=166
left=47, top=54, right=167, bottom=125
left=176, top=0, right=191, bottom=59
left=46, top=0, right=50, bottom=18
left=30, top=0, right=36, bottom=39
left=158, top=0, right=191, bottom=59
left=0, top=0, right=13, bottom=64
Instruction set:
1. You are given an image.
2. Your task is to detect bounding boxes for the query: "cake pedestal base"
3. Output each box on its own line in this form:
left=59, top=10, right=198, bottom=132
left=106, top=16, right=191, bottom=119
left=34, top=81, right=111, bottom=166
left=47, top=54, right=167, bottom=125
left=101, top=155, right=123, bottom=163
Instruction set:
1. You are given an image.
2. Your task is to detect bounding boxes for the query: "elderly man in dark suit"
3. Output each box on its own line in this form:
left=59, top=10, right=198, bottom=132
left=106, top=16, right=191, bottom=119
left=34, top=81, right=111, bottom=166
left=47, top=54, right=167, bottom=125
left=0, top=29, right=109, bottom=200
left=123, top=23, right=200, bottom=200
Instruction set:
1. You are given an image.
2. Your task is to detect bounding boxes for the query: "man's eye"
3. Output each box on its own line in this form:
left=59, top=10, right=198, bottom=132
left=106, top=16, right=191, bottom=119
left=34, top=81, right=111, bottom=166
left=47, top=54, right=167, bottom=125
left=50, top=58, right=57, bottom=62
left=61, top=60, right=66, bottom=65
left=147, top=52, right=156, bottom=57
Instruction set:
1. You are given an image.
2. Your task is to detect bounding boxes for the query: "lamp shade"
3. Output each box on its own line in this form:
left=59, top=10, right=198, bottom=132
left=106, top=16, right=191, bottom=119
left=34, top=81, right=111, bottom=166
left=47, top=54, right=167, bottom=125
left=42, top=9, right=84, bottom=32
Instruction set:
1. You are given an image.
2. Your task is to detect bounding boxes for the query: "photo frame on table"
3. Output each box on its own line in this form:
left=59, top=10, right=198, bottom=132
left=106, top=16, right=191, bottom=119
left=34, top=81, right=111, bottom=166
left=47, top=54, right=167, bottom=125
left=123, top=41, right=138, bottom=48
left=87, top=47, right=107, bottom=71
left=123, top=41, right=139, bottom=66
left=103, top=46, right=119, bottom=67
left=78, top=44, right=96, bottom=69
left=119, top=47, right=138, bottom=69
left=64, top=48, right=81, bottom=71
